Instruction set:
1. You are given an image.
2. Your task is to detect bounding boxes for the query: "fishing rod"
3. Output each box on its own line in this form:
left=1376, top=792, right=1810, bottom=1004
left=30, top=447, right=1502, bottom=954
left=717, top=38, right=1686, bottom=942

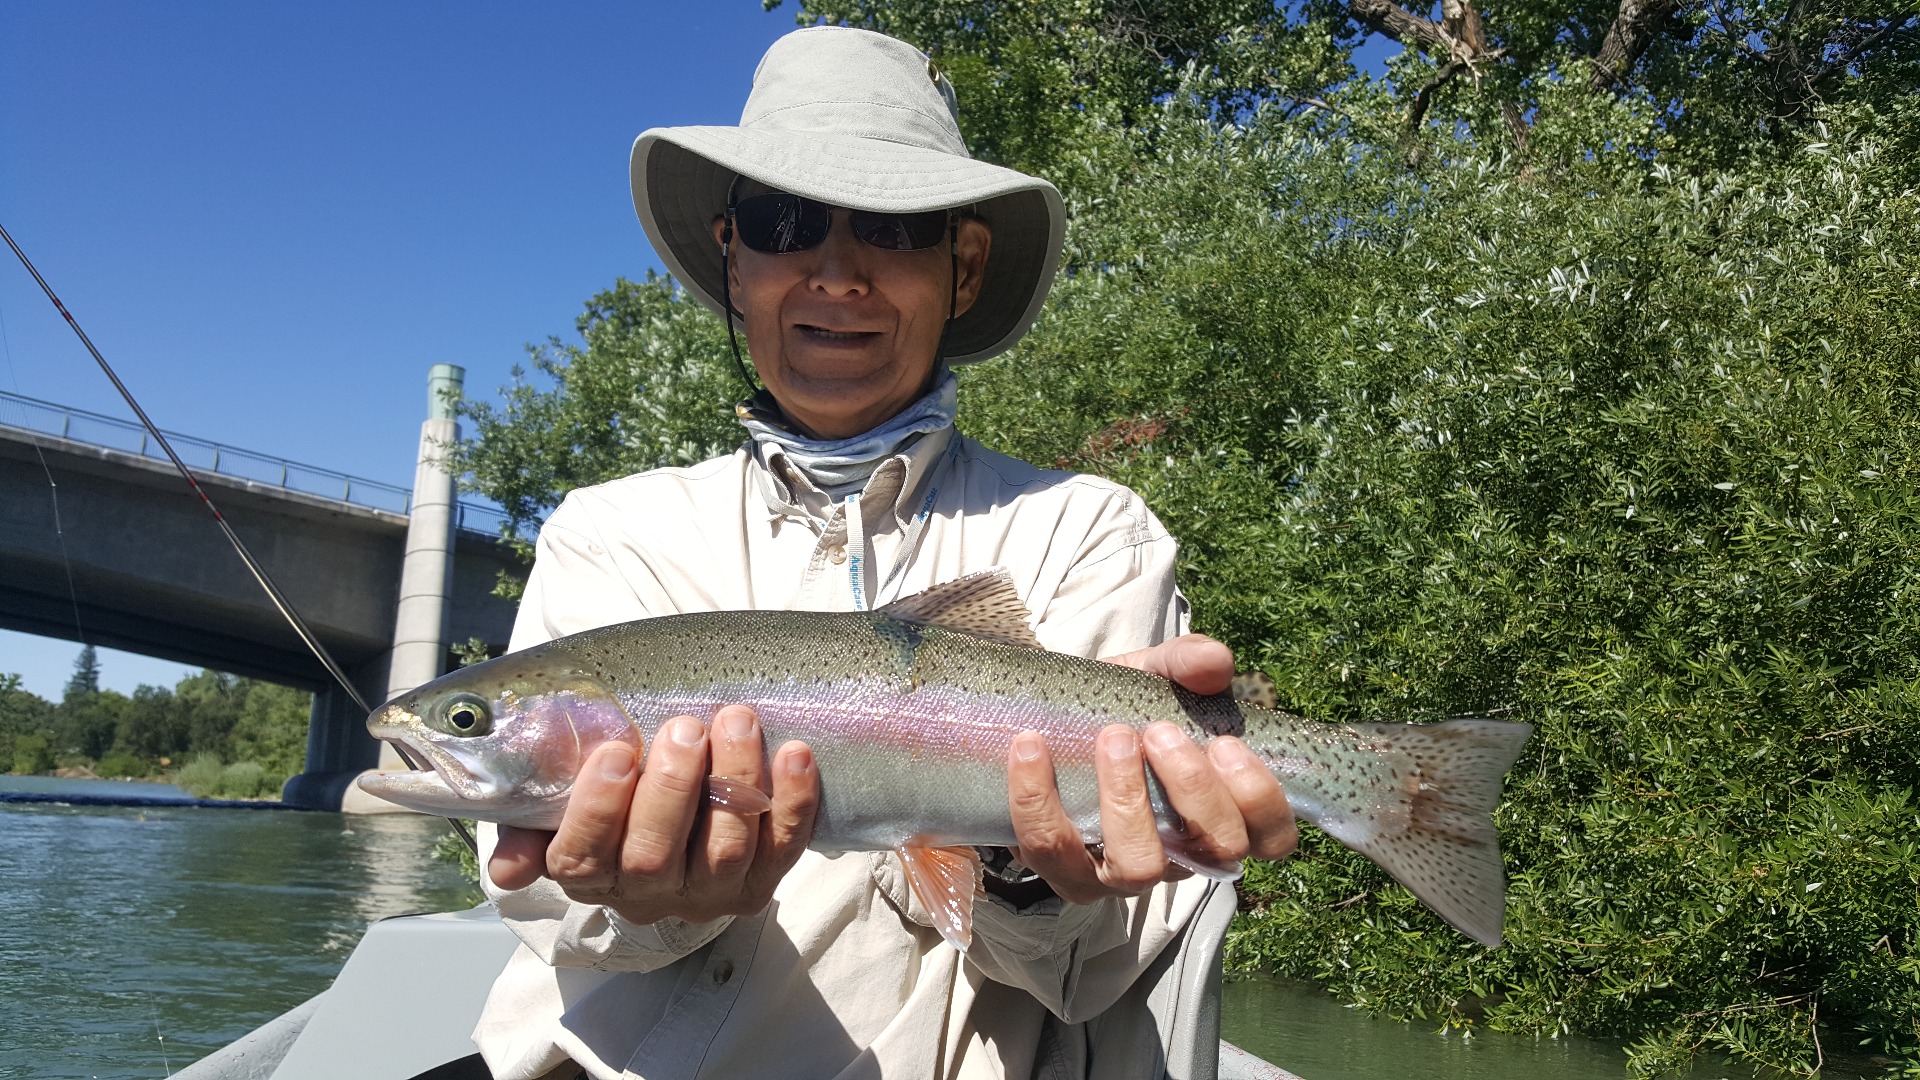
left=0, top=221, right=478, bottom=857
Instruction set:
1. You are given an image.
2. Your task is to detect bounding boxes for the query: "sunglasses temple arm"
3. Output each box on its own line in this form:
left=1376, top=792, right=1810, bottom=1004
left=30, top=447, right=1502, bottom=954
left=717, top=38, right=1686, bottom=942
left=934, top=216, right=957, bottom=368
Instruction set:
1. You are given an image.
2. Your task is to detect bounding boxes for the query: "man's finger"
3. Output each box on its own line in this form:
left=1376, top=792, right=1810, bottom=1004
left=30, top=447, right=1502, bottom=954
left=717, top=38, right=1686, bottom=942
left=487, top=825, right=555, bottom=892
left=1142, top=722, right=1249, bottom=868
left=1091, top=725, right=1165, bottom=894
left=745, top=740, right=819, bottom=901
left=1100, top=634, right=1235, bottom=696
left=1005, top=730, right=1104, bottom=903
left=619, top=716, right=709, bottom=885
left=689, top=705, right=766, bottom=886
left=546, top=740, right=640, bottom=898
left=1209, top=736, right=1296, bottom=862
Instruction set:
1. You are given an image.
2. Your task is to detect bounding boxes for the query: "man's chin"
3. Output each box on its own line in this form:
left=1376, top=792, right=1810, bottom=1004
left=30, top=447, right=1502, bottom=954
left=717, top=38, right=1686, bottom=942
left=769, top=370, right=918, bottom=435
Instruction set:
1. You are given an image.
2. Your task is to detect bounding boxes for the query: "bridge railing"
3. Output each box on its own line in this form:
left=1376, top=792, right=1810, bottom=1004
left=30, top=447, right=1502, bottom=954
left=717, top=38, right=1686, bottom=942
left=0, top=389, right=511, bottom=537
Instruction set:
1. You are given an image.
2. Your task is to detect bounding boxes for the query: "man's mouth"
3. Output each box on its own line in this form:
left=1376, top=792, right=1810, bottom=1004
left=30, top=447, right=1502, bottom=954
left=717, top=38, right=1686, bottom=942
left=796, top=323, right=880, bottom=342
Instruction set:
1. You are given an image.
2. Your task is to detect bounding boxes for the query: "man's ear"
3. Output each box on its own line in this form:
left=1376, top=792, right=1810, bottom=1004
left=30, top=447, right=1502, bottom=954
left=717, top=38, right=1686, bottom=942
left=952, top=218, right=992, bottom=318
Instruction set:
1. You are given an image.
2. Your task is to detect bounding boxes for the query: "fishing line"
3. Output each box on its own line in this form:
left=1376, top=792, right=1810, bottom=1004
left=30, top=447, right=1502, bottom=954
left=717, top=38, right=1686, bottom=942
left=0, top=294, right=88, bottom=648
left=0, top=223, right=476, bottom=856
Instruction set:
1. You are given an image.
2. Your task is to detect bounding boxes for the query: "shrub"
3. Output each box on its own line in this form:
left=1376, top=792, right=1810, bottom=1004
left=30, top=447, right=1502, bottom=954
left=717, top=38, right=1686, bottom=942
left=213, top=761, right=270, bottom=800
left=953, top=100, right=1920, bottom=1073
left=173, top=752, right=223, bottom=798
left=95, top=752, right=148, bottom=779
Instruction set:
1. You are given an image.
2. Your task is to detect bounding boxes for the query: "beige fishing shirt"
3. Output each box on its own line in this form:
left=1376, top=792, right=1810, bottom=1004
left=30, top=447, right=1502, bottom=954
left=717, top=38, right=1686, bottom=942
left=473, top=426, right=1216, bottom=1080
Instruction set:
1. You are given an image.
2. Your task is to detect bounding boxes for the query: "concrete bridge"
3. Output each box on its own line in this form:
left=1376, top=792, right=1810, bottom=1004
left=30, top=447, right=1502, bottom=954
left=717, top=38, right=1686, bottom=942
left=0, top=384, right=521, bottom=808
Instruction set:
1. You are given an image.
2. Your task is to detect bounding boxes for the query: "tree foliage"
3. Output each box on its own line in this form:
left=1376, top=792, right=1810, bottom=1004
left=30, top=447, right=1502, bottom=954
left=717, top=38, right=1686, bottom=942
left=453, top=272, right=744, bottom=579
left=1, top=655, right=311, bottom=794
left=453, top=0, right=1916, bottom=1072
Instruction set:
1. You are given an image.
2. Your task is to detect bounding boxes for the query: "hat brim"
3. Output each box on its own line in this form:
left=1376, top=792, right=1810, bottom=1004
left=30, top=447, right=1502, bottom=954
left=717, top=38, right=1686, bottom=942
left=631, top=127, right=1065, bottom=364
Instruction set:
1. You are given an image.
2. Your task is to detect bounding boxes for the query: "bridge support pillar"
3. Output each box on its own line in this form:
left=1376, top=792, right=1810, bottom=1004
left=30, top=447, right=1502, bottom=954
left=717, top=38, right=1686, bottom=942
left=342, top=363, right=466, bottom=815
left=282, top=660, right=389, bottom=810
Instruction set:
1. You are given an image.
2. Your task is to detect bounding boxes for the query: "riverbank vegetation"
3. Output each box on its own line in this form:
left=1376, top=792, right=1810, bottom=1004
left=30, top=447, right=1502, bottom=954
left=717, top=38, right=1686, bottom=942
left=452, top=0, right=1917, bottom=1073
left=0, top=646, right=309, bottom=799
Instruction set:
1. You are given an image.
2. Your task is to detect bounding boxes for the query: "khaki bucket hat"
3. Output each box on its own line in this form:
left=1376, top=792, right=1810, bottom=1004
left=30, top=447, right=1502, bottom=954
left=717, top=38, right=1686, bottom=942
left=630, top=26, right=1066, bottom=364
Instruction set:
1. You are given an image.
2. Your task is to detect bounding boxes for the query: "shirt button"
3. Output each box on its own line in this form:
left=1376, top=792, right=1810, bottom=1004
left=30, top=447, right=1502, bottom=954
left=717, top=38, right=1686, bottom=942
left=712, top=960, right=735, bottom=985
left=827, top=546, right=848, bottom=565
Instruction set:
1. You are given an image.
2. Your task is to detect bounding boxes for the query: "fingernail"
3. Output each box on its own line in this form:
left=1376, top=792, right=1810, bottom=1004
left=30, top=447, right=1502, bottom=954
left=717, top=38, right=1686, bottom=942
left=721, top=708, right=756, bottom=741
left=1213, top=738, right=1251, bottom=772
left=597, top=742, right=636, bottom=780
left=783, top=744, right=815, bottom=777
left=1104, top=729, right=1138, bottom=761
left=1013, top=732, right=1043, bottom=762
left=669, top=716, right=704, bottom=747
left=1222, top=738, right=1260, bottom=773
left=1146, top=723, right=1185, bottom=752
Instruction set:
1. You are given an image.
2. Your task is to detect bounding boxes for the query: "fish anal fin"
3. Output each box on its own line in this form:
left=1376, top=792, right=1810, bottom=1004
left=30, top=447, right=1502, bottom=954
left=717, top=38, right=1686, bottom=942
left=878, top=569, right=1041, bottom=648
left=705, top=776, right=772, bottom=815
left=896, top=843, right=983, bottom=952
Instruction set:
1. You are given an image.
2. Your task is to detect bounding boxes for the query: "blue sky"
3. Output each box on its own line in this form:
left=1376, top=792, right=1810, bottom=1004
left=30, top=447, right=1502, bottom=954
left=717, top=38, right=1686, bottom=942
left=1, top=3, right=1401, bottom=700
left=0, top=2, right=805, bottom=697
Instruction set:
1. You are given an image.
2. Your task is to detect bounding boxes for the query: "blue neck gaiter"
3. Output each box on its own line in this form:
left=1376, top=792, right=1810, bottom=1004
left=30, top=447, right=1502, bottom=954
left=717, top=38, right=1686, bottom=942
left=737, top=368, right=957, bottom=499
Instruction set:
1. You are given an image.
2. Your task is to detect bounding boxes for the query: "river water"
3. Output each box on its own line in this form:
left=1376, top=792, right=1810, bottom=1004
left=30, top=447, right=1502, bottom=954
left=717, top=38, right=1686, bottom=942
left=0, top=778, right=477, bottom=1078
left=0, top=777, right=1819, bottom=1079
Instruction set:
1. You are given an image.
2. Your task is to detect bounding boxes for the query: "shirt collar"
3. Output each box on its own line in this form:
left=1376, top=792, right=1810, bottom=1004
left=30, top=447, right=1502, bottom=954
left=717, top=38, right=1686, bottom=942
left=752, top=426, right=954, bottom=532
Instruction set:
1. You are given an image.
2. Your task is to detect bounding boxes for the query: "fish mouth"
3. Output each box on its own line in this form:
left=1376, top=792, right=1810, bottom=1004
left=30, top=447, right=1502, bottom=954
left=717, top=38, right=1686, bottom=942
left=357, top=765, right=459, bottom=804
left=368, top=729, right=486, bottom=801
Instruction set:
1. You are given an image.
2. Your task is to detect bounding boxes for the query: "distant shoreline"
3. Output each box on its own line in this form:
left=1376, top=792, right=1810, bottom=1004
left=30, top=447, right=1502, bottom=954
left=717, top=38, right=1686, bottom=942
left=0, top=774, right=305, bottom=811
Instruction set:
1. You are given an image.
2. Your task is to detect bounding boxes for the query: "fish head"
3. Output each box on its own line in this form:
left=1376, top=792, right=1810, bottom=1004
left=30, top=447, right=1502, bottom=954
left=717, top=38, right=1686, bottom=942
left=356, top=646, right=634, bottom=829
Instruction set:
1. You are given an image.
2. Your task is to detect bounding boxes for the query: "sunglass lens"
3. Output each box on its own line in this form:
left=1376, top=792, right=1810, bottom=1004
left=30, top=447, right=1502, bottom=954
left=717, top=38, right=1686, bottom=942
left=851, top=209, right=949, bottom=251
left=735, top=194, right=831, bottom=254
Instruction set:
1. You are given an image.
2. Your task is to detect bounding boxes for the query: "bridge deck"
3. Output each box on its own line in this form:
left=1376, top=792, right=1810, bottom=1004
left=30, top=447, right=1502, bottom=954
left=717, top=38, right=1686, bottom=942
left=0, top=395, right=520, bottom=688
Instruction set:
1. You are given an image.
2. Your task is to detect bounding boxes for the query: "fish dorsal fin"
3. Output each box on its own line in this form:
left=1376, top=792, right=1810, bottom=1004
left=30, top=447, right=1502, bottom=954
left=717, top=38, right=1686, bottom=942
left=878, top=568, right=1041, bottom=648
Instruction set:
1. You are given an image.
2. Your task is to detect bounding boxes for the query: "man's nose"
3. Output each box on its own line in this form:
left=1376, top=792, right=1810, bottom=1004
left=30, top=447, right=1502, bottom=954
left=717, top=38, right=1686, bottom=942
left=806, top=211, right=871, bottom=298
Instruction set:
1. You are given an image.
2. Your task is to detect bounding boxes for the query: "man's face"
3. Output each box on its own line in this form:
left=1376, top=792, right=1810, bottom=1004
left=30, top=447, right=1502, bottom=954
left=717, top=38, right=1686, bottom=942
left=712, top=182, right=992, bottom=440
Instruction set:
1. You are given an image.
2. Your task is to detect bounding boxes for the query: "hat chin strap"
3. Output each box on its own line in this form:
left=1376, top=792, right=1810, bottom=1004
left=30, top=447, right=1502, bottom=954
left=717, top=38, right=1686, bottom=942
left=720, top=177, right=761, bottom=394
left=718, top=183, right=959, bottom=403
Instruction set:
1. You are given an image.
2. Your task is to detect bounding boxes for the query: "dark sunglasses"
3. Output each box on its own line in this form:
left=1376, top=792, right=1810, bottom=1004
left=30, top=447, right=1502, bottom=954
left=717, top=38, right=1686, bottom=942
left=730, top=192, right=951, bottom=255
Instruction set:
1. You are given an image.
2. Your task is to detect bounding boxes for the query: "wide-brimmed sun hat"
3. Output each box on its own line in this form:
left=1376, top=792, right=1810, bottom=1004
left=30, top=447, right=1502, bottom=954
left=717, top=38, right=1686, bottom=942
left=630, top=26, right=1066, bottom=364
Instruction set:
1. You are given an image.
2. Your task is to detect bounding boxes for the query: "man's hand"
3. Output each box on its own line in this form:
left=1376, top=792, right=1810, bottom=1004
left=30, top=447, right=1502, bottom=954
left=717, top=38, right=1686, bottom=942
left=487, top=705, right=821, bottom=926
left=1006, top=634, right=1297, bottom=904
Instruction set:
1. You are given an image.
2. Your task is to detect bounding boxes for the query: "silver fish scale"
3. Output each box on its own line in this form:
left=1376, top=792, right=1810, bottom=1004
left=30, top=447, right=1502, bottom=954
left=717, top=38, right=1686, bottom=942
left=376, top=603, right=1530, bottom=945
left=553, top=610, right=1406, bottom=849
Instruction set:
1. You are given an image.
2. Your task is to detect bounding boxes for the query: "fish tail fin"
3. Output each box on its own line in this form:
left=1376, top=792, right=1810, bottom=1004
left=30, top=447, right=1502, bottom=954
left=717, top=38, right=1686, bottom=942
left=1297, top=718, right=1531, bottom=948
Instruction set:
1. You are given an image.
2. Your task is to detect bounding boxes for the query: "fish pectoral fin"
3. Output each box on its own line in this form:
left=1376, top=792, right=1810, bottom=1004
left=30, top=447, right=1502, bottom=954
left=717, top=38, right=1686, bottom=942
left=878, top=569, right=1041, bottom=649
left=1157, top=827, right=1247, bottom=882
left=896, top=844, right=983, bottom=952
left=705, top=776, right=773, bottom=815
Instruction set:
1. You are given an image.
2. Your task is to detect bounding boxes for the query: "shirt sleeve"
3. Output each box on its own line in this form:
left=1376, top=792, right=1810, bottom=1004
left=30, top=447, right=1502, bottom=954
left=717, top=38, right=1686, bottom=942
left=955, top=485, right=1203, bottom=1017
left=483, top=497, right=736, bottom=972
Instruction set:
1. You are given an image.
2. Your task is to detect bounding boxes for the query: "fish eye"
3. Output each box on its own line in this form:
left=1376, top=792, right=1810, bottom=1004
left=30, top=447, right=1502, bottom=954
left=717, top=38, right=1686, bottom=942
left=439, top=694, right=492, bottom=737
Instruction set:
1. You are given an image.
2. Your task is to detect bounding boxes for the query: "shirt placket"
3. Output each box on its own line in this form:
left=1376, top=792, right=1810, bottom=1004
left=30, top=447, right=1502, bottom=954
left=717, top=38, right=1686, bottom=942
left=622, top=913, right=765, bottom=1080
left=785, top=458, right=910, bottom=613
left=792, top=506, right=854, bottom=611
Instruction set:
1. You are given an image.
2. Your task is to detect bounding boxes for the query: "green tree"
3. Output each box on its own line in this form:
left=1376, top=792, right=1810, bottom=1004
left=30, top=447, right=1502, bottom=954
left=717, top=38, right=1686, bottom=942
left=114, top=683, right=192, bottom=762
left=453, top=271, right=744, bottom=588
left=226, top=679, right=312, bottom=781
left=64, top=644, right=99, bottom=699
left=0, top=674, right=55, bottom=773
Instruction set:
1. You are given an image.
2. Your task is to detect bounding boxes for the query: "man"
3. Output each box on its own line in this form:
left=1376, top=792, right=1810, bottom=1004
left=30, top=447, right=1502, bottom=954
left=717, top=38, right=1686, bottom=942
left=473, top=26, right=1295, bottom=1080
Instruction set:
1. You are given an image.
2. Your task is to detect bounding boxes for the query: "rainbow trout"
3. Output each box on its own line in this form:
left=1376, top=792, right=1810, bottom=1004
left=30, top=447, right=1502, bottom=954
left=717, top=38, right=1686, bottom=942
left=360, top=570, right=1530, bottom=949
